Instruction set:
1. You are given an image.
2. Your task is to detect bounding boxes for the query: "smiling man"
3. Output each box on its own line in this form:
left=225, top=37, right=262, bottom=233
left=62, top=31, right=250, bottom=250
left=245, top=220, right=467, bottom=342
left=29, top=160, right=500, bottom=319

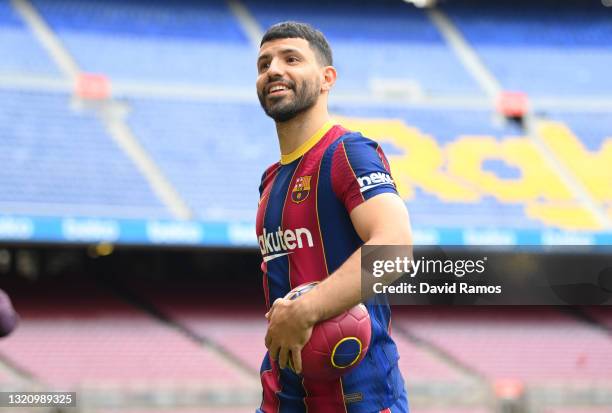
left=255, top=22, right=412, bottom=413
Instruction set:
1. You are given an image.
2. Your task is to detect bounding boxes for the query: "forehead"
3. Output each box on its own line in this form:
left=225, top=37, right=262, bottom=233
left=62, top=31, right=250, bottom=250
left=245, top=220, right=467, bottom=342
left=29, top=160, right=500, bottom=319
left=258, top=37, right=314, bottom=60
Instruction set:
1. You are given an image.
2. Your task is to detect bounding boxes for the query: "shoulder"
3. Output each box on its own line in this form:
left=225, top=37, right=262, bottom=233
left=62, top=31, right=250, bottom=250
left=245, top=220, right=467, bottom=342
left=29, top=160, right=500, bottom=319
left=330, top=130, right=389, bottom=168
left=258, top=162, right=280, bottom=194
left=340, top=131, right=379, bottom=146
left=330, top=130, right=384, bottom=156
left=260, top=162, right=280, bottom=180
left=327, top=129, right=398, bottom=210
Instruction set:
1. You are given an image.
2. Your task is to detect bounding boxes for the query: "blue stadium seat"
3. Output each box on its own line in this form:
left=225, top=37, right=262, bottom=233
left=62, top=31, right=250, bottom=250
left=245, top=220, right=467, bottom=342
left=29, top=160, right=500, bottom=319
left=1, top=0, right=607, bottom=234
left=544, top=111, right=612, bottom=152
left=126, top=98, right=277, bottom=221
left=125, top=99, right=549, bottom=228
left=0, top=0, right=60, bottom=76
left=443, top=0, right=612, bottom=96
left=29, top=0, right=255, bottom=85
left=0, top=90, right=171, bottom=218
left=244, top=0, right=482, bottom=96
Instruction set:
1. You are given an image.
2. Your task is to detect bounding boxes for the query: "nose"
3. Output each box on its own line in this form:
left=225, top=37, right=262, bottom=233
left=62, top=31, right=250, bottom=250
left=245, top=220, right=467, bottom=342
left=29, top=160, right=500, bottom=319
left=266, top=57, right=284, bottom=78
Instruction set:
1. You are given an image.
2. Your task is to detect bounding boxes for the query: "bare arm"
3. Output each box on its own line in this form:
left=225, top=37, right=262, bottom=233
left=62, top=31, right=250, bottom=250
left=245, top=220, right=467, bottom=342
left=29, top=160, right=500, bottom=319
left=296, top=192, right=412, bottom=323
left=265, top=192, right=412, bottom=372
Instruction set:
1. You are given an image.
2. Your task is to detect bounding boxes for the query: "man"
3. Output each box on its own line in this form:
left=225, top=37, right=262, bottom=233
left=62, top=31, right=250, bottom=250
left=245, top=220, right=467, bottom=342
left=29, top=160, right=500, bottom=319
left=256, top=21, right=412, bottom=412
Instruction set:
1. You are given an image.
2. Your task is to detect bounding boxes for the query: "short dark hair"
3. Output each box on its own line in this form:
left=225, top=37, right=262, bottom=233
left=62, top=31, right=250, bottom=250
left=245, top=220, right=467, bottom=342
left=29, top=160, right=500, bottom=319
left=260, top=21, right=333, bottom=66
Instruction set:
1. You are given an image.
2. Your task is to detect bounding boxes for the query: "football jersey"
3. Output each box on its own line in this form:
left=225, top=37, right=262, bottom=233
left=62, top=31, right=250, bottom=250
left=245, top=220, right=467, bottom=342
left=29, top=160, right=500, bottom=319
left=256, top=120, right=406, bottom=413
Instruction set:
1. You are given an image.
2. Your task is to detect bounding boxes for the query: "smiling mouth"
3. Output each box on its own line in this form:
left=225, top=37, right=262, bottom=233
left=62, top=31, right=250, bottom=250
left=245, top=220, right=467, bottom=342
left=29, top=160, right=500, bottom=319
left=269, top=89, right=288, bottom=96
left=266, top=83, right=293, bottom=97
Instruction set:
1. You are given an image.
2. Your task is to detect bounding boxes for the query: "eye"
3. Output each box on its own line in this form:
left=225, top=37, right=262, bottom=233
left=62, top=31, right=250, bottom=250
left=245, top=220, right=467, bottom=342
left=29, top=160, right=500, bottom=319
left=258, top=62, right=270, bottom=72
left=287, top=56, right=300, bottom=64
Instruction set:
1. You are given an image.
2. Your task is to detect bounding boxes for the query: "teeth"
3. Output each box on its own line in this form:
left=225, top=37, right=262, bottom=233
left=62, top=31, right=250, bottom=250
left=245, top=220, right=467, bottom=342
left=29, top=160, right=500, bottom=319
left=270, top=85, right=288, bottom=93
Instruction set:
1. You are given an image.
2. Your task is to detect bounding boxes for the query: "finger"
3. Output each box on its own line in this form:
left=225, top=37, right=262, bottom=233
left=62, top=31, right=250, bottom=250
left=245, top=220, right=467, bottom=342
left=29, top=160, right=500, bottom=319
left=266, top=298, right=282, bottom=319
left=291, top=346, right=303, bottom=374
left=268, top=342, right=280, bottom=361
left=265, top=330, right=271, bottom=349
left=278, top=347, right=290, bottom=370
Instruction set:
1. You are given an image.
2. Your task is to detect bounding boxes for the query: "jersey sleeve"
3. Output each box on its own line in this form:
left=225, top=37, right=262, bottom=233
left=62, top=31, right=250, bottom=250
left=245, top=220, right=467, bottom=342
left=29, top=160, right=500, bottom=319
left=258, top=171, right=266, bottom=197
left=331, top=133, right=398, bottom=213
left=259, top=163, right=279, bottom=197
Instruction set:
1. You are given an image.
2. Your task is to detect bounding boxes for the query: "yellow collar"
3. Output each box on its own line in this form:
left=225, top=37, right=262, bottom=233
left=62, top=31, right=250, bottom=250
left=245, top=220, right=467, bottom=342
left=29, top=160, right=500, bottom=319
left=280, top=120, right=335, bottom=165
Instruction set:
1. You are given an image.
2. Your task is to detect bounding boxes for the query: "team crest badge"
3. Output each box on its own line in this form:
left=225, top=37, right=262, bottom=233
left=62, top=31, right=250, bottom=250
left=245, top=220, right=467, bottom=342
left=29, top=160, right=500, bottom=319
left=291, top=176, right=312, bottom=203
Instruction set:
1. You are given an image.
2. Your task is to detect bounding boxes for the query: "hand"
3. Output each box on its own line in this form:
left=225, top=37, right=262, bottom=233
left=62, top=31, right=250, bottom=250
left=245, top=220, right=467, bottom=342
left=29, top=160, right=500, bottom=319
left=264, top=297, right=317, bottom=374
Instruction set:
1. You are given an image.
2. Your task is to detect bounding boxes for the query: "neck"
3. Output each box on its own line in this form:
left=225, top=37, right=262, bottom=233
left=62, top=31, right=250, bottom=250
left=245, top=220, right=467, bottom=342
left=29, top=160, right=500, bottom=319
left=276, top=100, right=330, bottom=156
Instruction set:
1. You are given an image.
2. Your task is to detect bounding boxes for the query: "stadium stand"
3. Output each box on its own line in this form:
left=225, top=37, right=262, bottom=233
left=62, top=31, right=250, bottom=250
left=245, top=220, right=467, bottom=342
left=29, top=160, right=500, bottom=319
left=115, top=277, right=270, bottom=373
left=0, top=89, right=171, bottom=218
left=0, top=0, right=60, bottom=76
left=180, top=315, right=267, bottom=372
left=125, top=289, right=475, bottom=383
left=442, top=0, right=612, bottom=96
left=1, top=87, right=604, bottom=230
left=0, top=368, right=16, bottom=386
left=394, top=307, right=612, bottom=382
left=87, top=273, right=480, bottom=387
left=544, top=112, right=612, bottom=153
left=29, top=0, right=256, bottom=86
left=243, top=0, right=482, bottom=95
left=392, top=333, right=470, bottom=383
left=0, top=0, right=609, bottom=235
left=0, top=0, right=611, bottom=411
left=537, top=112, right=612, bottom=210
left=0, top=277, right=256, bottom=389
left=125, top=98, right=603, bottom=230
left=335, top=109, right=599, bottom=230
left=125, top=98, right=277, bottom=221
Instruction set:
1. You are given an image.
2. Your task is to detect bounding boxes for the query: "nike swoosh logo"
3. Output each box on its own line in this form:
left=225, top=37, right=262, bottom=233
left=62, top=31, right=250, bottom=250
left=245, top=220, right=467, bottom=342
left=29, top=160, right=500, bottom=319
left=359, top=182, right=394, bottom=193
left=263, top=252, right=293, bottom=262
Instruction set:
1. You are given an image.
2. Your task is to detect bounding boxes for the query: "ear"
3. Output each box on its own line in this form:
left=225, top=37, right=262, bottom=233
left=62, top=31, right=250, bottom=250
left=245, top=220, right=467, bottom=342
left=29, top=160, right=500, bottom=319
left=320, top=65, right=337, bottom=93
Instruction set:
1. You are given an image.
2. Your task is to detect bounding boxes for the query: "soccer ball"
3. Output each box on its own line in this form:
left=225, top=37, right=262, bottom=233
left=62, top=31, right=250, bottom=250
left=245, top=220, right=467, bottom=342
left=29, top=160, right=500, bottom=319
left=285, top=282, right=371, bottom=381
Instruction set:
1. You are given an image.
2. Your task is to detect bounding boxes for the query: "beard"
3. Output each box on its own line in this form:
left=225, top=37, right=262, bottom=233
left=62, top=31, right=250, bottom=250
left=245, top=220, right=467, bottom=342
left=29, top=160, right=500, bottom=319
left=258, top=77, right=320, bottom=122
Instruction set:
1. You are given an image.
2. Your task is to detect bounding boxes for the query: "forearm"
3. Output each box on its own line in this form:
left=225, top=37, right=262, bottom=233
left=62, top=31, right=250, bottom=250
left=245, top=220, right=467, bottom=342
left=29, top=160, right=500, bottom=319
left=295, top=193, right=413, bottom=325
left=298, top=246, right=362, bottom=325
left=297, top=235, right=412, bottom=325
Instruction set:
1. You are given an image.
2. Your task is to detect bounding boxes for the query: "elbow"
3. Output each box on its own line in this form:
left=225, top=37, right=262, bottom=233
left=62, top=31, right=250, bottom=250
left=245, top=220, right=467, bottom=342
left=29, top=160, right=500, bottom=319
left=392, top=230, right=412, bottom=246
left=369, top=227, right=412, bottom=247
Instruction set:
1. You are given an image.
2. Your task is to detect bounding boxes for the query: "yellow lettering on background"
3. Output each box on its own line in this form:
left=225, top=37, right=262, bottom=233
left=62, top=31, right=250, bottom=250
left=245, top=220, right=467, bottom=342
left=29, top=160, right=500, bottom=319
left=333, top=116, right=609, bottom=231
left=336, top=117, right=479, bottom=202
left=538, top=121, right=612, bottom=204
left=446, top=135, right=574, bottom=202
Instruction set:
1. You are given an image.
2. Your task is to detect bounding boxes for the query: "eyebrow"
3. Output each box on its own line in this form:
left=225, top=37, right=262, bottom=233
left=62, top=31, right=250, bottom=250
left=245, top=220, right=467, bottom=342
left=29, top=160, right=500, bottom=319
left=257, top=47, right=303, bottom=63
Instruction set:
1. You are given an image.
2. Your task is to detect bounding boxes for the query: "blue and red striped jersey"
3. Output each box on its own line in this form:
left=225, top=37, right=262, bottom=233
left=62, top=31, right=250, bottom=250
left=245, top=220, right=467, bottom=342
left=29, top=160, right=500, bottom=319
left=256, top=121, right=406, bottom=413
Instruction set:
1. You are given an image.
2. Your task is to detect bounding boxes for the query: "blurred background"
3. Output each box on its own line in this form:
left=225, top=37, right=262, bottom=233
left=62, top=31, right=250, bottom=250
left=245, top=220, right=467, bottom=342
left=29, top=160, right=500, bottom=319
left=0, top=0, right=611, bottom=412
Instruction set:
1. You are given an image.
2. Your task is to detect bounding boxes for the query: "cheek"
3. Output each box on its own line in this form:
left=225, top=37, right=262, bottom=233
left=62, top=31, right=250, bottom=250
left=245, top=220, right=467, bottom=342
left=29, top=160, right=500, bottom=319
left=306, top=73, right=322, bottom=92
left=295, top=72, right=317, bottom=90
left=256, top=77, right=266, bottom=91
left=308, top=70, right=323, bottom=88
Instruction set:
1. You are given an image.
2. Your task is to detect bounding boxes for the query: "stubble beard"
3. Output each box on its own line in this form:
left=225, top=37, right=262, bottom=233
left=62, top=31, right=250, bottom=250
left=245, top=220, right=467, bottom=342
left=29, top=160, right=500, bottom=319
left=258, top=79, right=320, bottom=123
